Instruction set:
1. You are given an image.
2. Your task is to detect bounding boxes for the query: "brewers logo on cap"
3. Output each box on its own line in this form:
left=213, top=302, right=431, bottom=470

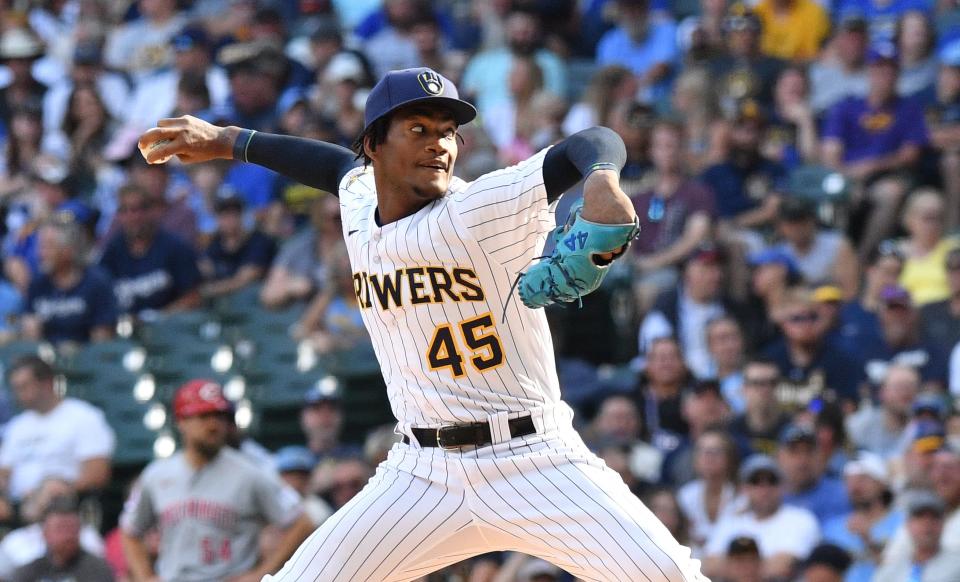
left=417, top=71, right=444, bottom=95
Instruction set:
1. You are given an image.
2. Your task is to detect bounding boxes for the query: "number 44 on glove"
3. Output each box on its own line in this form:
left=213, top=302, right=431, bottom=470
left=518, top=199, right=640, bottom=309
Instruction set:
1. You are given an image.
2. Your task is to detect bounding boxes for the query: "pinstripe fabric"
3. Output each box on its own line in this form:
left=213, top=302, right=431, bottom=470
left=265, top=149, right=707, bottom=581
left=264, top=428, right=707, bottom=581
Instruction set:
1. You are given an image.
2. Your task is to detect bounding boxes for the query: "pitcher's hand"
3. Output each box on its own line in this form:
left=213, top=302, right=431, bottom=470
left=138, top=115, right=242, bottom=165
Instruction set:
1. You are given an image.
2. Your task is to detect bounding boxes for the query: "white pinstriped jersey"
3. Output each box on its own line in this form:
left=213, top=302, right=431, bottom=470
left=339, top=148, right=560, bottom=427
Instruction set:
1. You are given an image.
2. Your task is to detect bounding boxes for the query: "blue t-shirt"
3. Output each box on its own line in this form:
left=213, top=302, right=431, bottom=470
left=597, top=22, right=678, bottom=102
left=223, top=163, right=280, bottom=212
left=861, top=338, right=951, bottom=387
left=828, top=301, right=883, bottom=360
left=835, top=0, right=933, bottom=42
left=204, top=231, right=276, bottom=280
left=700, top=158, right=787, bottom=219
left=822, top=509, right=903, bottom=582
left=24, top=267, right=117, bottom=343
left=822, top=95, right=929, bottom=164
left=783, top=476, right=851, bottom=524
left=764, top=337, right=866, bottom=406
left=98, top=230, right=201, bottom=314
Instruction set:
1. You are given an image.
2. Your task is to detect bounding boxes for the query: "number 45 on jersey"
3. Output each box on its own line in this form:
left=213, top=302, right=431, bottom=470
left=427, top=313, right=504, bottom=377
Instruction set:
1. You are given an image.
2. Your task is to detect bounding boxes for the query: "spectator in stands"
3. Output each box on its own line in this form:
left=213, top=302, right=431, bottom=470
left=897, top=188, right=960, bottom=305
left=0, top=356, right=115, bottom=521
left=847, top=363, right=920, bottom=458
left=482, top=55, right=545, bottom=160
left=199, top=191, right=275, bottom=299
left=98, top=184, right=201, bottom=316
left=931, top=40, right=960, bottom=231
left=777, top=423, right=850, bottom=524
left=897, top=11, right=938, bottom=99
left=640, top=244, right=745, bottom=380
left=122, top=154, right=199, bottom=246
left=746, top=247, right=800, bottom=347
left=361, top=0, right=426, bottom=79
left=921, top=248, right=960, bottom=349
left=884, top=445, right=960, bottom=566
left=704, top=454, right=820, bottom=581
left=763, top=288, right=866, bottom=411
left=261, top=196, right=339, bottom=309
left=798, top=543, right=852, bottom=582
left=862, top=284, right=950, bottom=390
left=629, top=120, right=717, bottom=309
left=633, top=337, right=694, bottom=447
left=216, top=40, right=288, bottom=132
left=702, top=100, right=785, bottom=253
left=461, top=8, right=567, bottom=121
left=771, top=197, right=860, bottom=298
left=294, top=246, right=368, bottom=354
left=705, top=316, right=746, bottom=412
left=663, top=381, right=731, bottom=485
left=645, top=488, right=692, bottom=548
left=754, top=0, right=830, bottom=62
left=596, top=0, right=678, bottom=103
left=41, top=41, right=129, bottom=137
left=708, top=4, right=785, bottom=112
left=561, top=65, right=638, bottom=136
left=0, top=479, right=106, bottom=579
left=667, top=68, right=723, bottom=172
left=104, top=0, right=186, bottom=81
left=21, top=218, right=117, bottom=344
left=315, top=52, right=369, bottom=148
left=847, top=240, right=904, bottom=329
left=874, top=491, right=960, bottom=582
left=821, top=41, right=928, bottom=260
left=314, top=458, right=373, bottom=512
left=822, top=452, right=901, bottom=582
left=120, top=379, right=314, bottom=582
left=11, top=495, right=114, bottom=582
left=677, top=429, right=740, bottom=554
left=60, top=83, right=117, bottom=194
left=0, top=28, right=48, bottom=128
left=300, top=378, right=360, bottom=461
left=125, top=26, right=230, bottom=132
left=729, top=357, right=791, bottom=456
left=814, top=403, right=852, bottom=478
left=265, top=446, right=331, bottom=538
left=813, top=284, right=863, bottom=357
left=0, top=100, right=45, bottom=207
left=608, top=101, right=655, bottom=193
left=677, top=0, right=729, bottom=63
left=584, top=394, right=645, bottom=447
left=719, top=536, right=763, bottom=582
left=762, top=66, right=819, bottom=168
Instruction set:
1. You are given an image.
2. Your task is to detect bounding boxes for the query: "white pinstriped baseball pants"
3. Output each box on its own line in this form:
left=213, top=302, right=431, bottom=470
left=264, top=404, right=706, bottom=582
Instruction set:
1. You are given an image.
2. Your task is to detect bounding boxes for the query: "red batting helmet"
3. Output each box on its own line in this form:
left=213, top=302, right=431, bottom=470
left=174, top=379, right=232, bottom=420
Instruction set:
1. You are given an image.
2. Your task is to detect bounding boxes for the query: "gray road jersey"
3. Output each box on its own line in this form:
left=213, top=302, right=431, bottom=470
left=121, top=448, right=302, bottom=582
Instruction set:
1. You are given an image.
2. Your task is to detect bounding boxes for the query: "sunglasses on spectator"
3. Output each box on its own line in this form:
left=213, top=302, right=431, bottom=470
left=747, top=474, right=780, bottom=486
left=786, top=311, right=818, bottom=324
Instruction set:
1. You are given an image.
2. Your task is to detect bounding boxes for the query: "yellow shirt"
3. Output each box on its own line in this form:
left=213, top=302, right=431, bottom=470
left=900, top=237, right=960, bottom=305
left=755, top=0, right=830, bottom=61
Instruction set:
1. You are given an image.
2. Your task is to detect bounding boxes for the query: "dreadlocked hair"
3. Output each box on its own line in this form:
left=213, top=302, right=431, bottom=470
left=352, top=115, right=392, bottom=166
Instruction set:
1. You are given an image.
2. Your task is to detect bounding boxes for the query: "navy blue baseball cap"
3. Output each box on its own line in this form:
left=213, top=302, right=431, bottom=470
left=363, top=67, right=476, bottom=132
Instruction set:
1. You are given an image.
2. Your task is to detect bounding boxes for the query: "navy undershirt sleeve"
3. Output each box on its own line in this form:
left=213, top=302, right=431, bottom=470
left=542, top=126, right=627, bottom=202
left=239, top=130, right=360, bottom=197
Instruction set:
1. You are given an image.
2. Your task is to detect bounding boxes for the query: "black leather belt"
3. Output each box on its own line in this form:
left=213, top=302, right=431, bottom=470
left=402, top=415, right=536, bottom=449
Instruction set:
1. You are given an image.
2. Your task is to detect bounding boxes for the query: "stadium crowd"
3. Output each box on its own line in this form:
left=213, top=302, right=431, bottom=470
left=0, top=0, right=958, bottom=580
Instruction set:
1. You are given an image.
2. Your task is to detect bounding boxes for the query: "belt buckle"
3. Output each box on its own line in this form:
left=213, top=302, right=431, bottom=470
left=436, top=426, right=460, bottom=451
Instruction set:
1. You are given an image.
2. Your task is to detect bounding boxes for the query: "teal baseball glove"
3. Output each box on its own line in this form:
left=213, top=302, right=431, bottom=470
left=518, top=200, right=640, bottom=309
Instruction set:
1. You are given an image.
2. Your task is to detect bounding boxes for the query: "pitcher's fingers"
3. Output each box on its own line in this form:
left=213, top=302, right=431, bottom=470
left=143, top=136, right=182, bottom=164
left=156, top=116, right=189, bottom=127
left=138, top=126, right=182, bottom=150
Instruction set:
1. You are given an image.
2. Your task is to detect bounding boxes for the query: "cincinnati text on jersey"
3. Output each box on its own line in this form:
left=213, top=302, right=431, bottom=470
left=352, top=266, right=486, bottom=311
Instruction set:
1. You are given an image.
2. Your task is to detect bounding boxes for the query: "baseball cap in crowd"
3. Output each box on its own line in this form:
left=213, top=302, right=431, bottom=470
left=213, top=187, right=245, bottom=213
left=837, top=8, right=868, bottom=32
left=905, top=490, right=947, bottom=516
left=912, top=420, right=946, bottom=453
left=688, top=379, right=723, bottom=398
left=362, top=67, right=476, bottom=132
left=801, top=543, right=852, bottom=574
left=172, top=26, right=210, bottom=53
left=843, top=451, right=889, bottom=485
left=739, top=454, right=783, bottom=483
left=324, top=52, right=366, bottom=85
left=749, top=248, right=801, bottom=280
left=867, top=41, right=899, bottom=65
left=723, top=3, right=761, bottom=32
left=727, top=536, right=760, bottom=557
left=304, top=376, right=342, bottom=406
left=730, top=98, right=766, bottom=125
left=779, top=423, right=816, bottom=446
left=880, top=285, right=913, bottom=308
left=778, top=196, right=817, bottom=222
left=309, top=17, right=343, bottom=43
left=174, top=379, right=233, bottom=420
left=813, top=285, right=844, bottom=303
left=686, top=242, right=726, bottom=265
left=72, top=41, right=102, bottom=66
left=913, top=393, right=947, bottom=419
left=0, top=28, right=44, bottom=60
left=274, top=446, right=317, bottom=474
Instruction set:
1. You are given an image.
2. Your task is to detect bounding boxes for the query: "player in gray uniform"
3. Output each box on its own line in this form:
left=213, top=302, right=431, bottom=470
left=120, top=380, right=315, bottom=581
left=140, top=69, right=707, bottom=581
